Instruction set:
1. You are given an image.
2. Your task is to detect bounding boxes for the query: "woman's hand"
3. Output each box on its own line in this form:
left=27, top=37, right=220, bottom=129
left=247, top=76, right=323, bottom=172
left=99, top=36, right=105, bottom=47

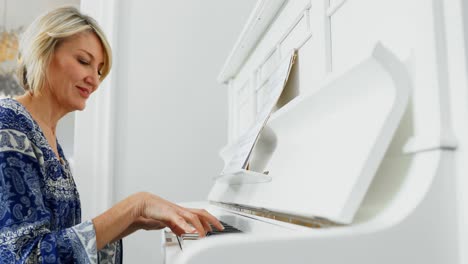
left=133, top=216, right=166, bottom=231
left=93, top=192, right=224, bottom=250
left=137, top=192, right=224, bottom=237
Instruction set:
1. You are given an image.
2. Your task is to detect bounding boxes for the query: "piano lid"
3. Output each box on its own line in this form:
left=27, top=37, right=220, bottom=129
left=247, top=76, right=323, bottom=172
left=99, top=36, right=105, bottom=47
left=209, top=43, right=411, bottom=224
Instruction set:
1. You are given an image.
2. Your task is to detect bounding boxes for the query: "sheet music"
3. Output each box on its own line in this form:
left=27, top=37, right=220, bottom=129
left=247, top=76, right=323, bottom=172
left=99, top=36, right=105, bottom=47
left=221, top=50, right=297, bottom=175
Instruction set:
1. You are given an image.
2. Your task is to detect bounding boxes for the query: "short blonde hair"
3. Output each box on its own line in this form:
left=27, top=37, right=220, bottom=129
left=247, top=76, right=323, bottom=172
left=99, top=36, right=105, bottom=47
left=17, top=6, right=112, bottom=93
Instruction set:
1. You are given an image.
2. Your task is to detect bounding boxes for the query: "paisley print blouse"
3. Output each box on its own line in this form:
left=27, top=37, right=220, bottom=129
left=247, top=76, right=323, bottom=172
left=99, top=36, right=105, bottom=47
left=0, top=99, right=122, bottom=263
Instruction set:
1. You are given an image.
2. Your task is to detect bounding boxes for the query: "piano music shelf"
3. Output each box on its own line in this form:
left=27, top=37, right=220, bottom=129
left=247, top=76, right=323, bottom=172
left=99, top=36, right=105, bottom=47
left=215, top=169, right=272, bottom=184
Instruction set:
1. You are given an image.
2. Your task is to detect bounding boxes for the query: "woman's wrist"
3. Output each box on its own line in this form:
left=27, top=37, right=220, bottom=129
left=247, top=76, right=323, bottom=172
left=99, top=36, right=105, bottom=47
left=93, top=192, right=147, bottom=250
left=131, top=192, right=150, bottom=220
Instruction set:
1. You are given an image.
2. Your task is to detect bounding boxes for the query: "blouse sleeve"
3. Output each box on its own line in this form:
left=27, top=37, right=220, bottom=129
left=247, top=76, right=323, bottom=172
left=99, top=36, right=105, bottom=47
left=70, top=221, right=123, bottom=264
left=98, top=240, right=123, bottom=264
left=0, top=129, right=121, bottom=264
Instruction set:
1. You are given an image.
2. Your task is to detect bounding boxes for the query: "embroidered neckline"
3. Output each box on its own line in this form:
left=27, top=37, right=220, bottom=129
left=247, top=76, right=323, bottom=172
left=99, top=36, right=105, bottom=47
left=0, top=98, right=67, bottom=167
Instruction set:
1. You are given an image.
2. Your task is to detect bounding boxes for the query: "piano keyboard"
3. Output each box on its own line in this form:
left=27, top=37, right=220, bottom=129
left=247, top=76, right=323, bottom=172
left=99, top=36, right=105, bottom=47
left=180, top=220, right=242, bottom=240
left=173, top=220, right=243, bottom=250
left=207, top=220, right=242, bottom=236
left=164, top=208, right=299, bottom=256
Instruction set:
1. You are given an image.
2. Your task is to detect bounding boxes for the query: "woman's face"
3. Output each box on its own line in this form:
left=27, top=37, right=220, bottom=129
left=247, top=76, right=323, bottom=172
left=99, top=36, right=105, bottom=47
left=45, top=31, right=104, bottom=111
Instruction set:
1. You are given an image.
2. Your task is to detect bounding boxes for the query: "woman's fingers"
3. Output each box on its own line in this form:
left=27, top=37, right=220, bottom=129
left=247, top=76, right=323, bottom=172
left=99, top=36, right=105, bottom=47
left=141, top=193, right=224, bottom=237
left=180, top=210, right=207, bottom=237
left=167, top=215, right=196, bottom=236
left=188, top=208, right=224, bottom=231
left=168, top=209, right=221, bottom=237
left=170, top=208, right=224, bottom=236
left=201, top=218, right=212, bottom=232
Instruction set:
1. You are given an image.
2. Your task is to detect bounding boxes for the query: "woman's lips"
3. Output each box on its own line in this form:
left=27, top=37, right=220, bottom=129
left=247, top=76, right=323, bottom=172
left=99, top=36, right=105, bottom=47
left=77, top=86, right=90, bottom=99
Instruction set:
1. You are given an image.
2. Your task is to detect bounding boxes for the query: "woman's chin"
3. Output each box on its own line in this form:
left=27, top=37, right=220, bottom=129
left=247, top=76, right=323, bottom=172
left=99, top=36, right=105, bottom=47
left=77, top=104, right=86, bottom=111
left=72, top=101, right=87, bottom=111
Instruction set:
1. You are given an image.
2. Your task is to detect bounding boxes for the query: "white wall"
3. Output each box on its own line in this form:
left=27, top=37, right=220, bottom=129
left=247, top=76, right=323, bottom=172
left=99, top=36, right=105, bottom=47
left=446, top=1, right=468, bottom=263
left=110, top=1, right=255, bottom=262
left=0, top=0, right=79, bottom=30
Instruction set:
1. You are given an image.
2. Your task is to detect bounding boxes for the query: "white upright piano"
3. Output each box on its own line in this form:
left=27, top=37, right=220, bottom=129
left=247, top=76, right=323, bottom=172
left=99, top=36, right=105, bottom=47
left=162, top=0, right=461, bottom=263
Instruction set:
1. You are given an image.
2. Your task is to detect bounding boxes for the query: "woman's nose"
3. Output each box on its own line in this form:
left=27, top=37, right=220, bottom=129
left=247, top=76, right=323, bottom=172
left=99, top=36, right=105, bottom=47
left=84, top=73, right=100, bottom=89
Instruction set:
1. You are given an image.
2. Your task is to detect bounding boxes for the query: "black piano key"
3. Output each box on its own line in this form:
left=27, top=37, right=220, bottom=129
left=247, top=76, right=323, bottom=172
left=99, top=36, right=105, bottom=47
left=206, top=220, right=242, bottom=236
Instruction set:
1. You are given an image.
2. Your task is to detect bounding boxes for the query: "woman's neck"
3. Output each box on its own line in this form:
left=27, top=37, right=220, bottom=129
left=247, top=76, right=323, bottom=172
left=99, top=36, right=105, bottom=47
left=15, top=91, right=67, bottom=134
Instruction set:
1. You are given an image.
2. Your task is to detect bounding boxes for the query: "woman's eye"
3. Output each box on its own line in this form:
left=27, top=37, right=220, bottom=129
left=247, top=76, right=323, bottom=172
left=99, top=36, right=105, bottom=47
left=98, top=70, right=103, bottom=77
left=78, top=58, right=89, bottom=65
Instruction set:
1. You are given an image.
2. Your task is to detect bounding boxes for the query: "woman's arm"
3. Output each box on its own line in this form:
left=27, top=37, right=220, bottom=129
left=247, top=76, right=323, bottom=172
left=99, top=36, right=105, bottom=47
left=92, top=192, right=224, bottom=250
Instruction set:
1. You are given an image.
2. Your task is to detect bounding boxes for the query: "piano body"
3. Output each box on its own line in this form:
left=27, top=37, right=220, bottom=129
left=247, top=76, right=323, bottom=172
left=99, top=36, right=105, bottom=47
left=162, top=0, right=461, bottom=263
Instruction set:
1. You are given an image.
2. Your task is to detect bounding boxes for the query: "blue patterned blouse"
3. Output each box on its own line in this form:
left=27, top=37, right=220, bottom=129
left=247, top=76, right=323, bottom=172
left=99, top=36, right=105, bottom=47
left=0, top=98, right=122, bottom=263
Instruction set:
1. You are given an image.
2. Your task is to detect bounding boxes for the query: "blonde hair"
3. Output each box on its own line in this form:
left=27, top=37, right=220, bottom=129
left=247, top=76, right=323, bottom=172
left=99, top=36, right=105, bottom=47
left=16, top=6, right=112, bottom=93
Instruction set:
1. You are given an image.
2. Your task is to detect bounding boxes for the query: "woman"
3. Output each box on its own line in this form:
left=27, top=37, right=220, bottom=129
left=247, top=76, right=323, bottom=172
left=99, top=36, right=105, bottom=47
left=0, top=7, right=223, bottom=263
